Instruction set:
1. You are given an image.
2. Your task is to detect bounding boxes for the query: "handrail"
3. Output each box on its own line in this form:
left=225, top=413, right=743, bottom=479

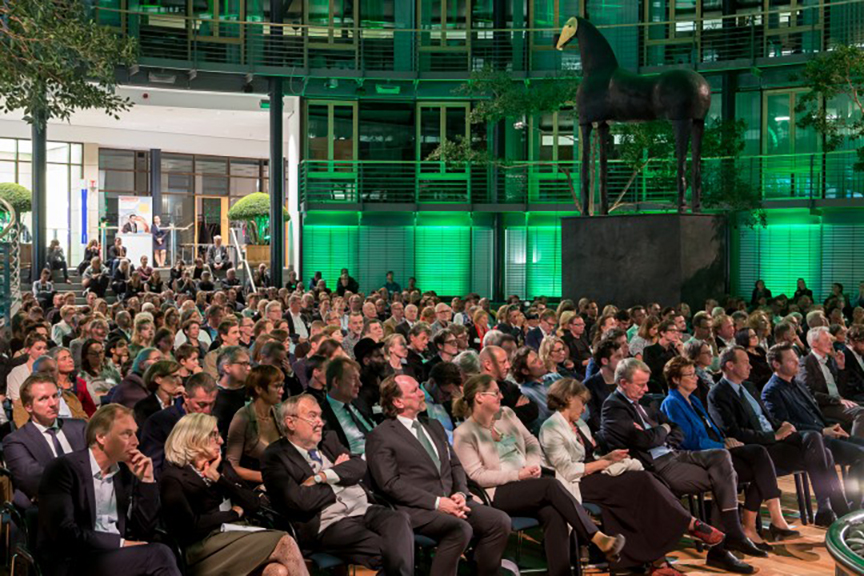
left=91, top=0, right=859, bottom=34
left=229, top=226, right=256, bottom=294
left=0, top=196, right=21, bottom=326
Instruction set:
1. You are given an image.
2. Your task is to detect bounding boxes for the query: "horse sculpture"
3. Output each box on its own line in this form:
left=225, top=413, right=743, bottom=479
left=556, top=16, right=711, bottom=215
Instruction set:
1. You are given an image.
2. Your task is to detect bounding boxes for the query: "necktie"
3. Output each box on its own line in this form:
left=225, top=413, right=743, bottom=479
left=46, top=428, right=65, bottom=456
left=308, top=449, right=323, bottom=472
left=634, top=402, right=656, bottom=428
left=344, top=404, right=371, bottom=437
left=412, top=420, right=441, bottom=471
left=738, top=387, right=760, bottom=425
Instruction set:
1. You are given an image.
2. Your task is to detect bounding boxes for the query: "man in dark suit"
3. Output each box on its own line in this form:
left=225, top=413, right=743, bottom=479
left=139, top=373, right=218, bottom=477
left=405, top=322, right=431, bottom=381
left=525, top=309, right=556, bottom=351
left=320, top=357, right=376, bottom=455
left=394, top=304, right=418, bottom=339
left=642, top=319, right=683, bottom=395
left=708, top=345, right=851, bottom=527
left=583, top=339, right=625, bottom=433
left=843, top=325, right=864, bottom=401
left=367, top=375, right=511, bottom=576
left=4, top=375, right=87, bottom=508
left=262, top=394, right=413, bottom=574
left=797, top=326, right=864, bottom=437
left=762, top=343, right=864, bottom=516
left=600, top=358, right=760, bottom=574
left=37, top=404, right=180, bottom=576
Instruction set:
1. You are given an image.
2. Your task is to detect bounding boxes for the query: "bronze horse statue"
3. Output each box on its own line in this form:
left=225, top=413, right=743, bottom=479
left=556, top=16, right=711, bottom=215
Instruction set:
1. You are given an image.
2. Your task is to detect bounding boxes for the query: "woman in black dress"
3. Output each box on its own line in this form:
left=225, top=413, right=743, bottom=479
left=152, top=215, right=168, bottom=266
left=160, top=413, right=308, bottom=576
left=539, top=378, right=725, bottom=576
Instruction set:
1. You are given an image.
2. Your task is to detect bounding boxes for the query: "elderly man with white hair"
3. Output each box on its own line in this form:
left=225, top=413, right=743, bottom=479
left=430, top=303, right=453, bottom=336
left=796, top=326, right=864, bottom=437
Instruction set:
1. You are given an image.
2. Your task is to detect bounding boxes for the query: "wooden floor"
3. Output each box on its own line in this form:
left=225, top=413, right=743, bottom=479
left=354, top=474, right=837, bottom=575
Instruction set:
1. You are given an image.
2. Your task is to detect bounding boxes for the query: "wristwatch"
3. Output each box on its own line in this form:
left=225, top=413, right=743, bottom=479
left=313, top=471, right=325, bottom=484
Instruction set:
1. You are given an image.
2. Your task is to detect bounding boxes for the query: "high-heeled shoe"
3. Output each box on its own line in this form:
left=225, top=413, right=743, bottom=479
left=603, top=534, right=627, bottom=564
left=768, top=524, right=801, bottom=541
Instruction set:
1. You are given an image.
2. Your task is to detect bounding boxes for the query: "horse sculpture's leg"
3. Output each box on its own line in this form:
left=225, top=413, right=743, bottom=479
left=580, top=123, right=593, bottom=216
left=691, top=119, right=704, bottom=213
left=673, top=119, right=693, bottom=213
left=597, top=122, right=611, bottom=215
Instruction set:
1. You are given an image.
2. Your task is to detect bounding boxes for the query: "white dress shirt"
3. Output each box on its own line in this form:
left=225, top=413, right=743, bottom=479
left=88, top=449, right=122, bottom=545
left=33, top=420, right=73, bottom=457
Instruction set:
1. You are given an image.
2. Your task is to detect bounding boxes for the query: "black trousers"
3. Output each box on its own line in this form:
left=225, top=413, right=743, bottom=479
left=825, top=435, right=864, bottom=506
left=77, top=543, right=180, bottom=576
left=409, top=500, right=510, bottom=576
left=767, top=431, right=849, bottom=515
left=85, top=274, right=110, bottom=298
left=48, top=259, right=69, bottom=279
left=493, top=477, right=599, bottom=576
left=318, top=505, right=414, bottom=576
left=728, top=444, right=782, bottom=512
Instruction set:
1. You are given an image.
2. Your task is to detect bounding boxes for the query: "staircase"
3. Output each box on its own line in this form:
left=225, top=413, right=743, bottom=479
left=0, top=198, right=21, bottom=327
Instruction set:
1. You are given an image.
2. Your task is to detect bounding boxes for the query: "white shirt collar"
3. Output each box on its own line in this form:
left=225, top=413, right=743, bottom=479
left=396, top=414, right=418, bottom=430
left=32, top=420, right=59, bottom=434
left=88, top=448, right=120, bottom=481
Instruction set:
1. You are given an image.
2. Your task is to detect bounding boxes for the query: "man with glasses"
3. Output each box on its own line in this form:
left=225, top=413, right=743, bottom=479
left=212, top=346, right=251, bottom=440
left=4, top=374, right=88, bottom=508
left=643, top=319, right=683, bottom=395
left=526, top=309, right=557, bottom=352
left=263, top=394, right=413, bottom=575
left=425, top=329, right=460, bottom=382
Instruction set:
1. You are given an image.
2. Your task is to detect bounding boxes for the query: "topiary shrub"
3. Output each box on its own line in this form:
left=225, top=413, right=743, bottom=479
left=227, top=192, right=290, bottom=245
left=0, top=182, right=32, bottom=218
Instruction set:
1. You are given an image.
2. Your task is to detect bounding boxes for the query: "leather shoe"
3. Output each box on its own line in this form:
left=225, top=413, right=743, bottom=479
left=603, top=534, right=627, bottom=564
left=725, top=536, right=769, bottom=558
left=815, top=509, right=838, bottom=528
left=768, top=523, right=801, bottom=541
left=754, top=540, right=773, bottom=552
left=706, top=549, right=755, bottom=574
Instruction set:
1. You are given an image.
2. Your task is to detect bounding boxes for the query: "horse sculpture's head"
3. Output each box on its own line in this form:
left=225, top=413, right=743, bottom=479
left=556, top=17, right=578, bottom=50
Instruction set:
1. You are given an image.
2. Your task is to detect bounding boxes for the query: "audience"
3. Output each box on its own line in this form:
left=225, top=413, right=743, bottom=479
left=11, top=266, right=864, bottom=574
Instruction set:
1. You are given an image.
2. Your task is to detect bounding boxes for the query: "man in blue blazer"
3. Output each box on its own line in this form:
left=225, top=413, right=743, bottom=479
left=707, top=345, right=851, bottom=527
left=525, top=309, right=556, bottom=351
left=3, top=374, right=87, bottom=509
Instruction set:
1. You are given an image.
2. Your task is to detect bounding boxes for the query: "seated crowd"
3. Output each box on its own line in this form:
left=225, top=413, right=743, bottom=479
left=3, top=268, right=862, bottom=576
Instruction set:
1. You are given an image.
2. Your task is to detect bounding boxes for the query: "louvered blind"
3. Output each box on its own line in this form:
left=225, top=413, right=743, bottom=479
left=358, top=226, right=415, bottom=293
left=821, top=224, right=864, bottom=299
left=527, top=226, right=562, bottom=298
left=472, top=228, right=494, bottom=297
left=734, top=224, right=821, bottom=299
left=415, top=226, right=471, bottom=295
left=302, top=226, right=359, bottom=288
left=504, top=228, right=527, bottom=298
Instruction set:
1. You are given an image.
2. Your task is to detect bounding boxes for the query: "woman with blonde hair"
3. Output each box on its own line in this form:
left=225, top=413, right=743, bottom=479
left=382, top=333, right=411, bottom=377
left=539, top=335, right=575, bottom=378
left=129, top=313, right=155, bottom=360
left=453, top=374, right=626, bottom=576
left=468, top=307, right=490, bottom=351
left=160, top=413, right=309, bottom=576
left=629, top=315, right=660, bottom=359
left=541, top=378, right=722, bottom=576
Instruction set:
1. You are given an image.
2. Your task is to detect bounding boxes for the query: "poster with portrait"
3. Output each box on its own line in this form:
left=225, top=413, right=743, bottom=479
left=117, top=196, right=153, bottom=264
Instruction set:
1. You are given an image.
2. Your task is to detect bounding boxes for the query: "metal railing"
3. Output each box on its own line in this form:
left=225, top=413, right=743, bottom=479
left=0, top=197, right=21, bottom=327
left=299, top=150, right=864, bottom=207
left=229, top=226, right=256, bottom=294
left=91, top=0, right=864, bottom=76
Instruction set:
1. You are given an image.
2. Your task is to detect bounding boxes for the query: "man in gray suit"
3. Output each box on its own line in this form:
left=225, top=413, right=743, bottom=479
left=366, top=375, right=511, bottom=576
left=4, top=374, right=88, bottom=508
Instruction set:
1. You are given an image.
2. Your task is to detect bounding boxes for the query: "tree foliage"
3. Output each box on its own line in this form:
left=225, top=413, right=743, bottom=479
left=796, top=44, right=864, bottom=171
left=0, top=0, right=138, bottom=124
left=0, top=183, right=32, bottom=216
left=227, top=192, right=290, bottom=246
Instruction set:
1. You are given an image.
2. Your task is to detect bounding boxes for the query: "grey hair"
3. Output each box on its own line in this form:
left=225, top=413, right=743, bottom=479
left=807, top=326, right=831, bottom=348
left=614, top=357, right=650, bottom=385
left=682, top=339, right=706, bottom=361
left=47, top=346, right=71, bottom=361
left=277, top=393, right=318, bottom=437
left=216, top=345, right=248, bottom=377
left=453, top=350, right=481, bottom=375
left=482, top=329, right=507, bottom=348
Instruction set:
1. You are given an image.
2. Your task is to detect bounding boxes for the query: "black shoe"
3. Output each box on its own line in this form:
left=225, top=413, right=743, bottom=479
left=725, top=536, right=769, bottom=558
left=815, top=509, right=838, bottom=528
left=754, top=540, right=773, bottom=552
left=705, top=549, right=756, bottom=574
left=768, top=524, right=801, bottom=541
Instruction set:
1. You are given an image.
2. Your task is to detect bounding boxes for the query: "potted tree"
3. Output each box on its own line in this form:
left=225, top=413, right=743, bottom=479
left=0, top=182, right=33, bottom=266
left=227, top=192, right=290, bottom=267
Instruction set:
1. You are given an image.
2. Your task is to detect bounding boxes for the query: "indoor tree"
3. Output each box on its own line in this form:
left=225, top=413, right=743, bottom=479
left=0, top=0, right=137, bottom=271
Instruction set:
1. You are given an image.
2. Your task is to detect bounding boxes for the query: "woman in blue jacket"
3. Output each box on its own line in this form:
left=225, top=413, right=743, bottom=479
left=660, top=356, right=799, bottom=548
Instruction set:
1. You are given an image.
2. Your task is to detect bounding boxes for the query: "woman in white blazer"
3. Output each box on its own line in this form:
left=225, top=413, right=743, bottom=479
left=539, top=378, right=725, bottom=576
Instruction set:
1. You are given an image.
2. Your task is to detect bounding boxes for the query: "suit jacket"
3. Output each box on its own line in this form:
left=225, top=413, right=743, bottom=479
left=538, top=411, right=593, bottom=501
left=452, top=407, right=542, bottom=501
left=761, top=374, right=827, bottom=433
left=642, top=343, right=677, bottom=395
left=583, top=372, right=614, bottom=433
left=37, top=449, right=160, bottom=576
left=600, top=389, right=684, bottom=470
left=112, top=372, right=148, bottom=409
left=262, top=432, right=368, bottom=545
left=3, top=419, right=87, bottom=508
left=660, top=390, right=725, bottom=452
left=844, top=348, right=864, bottom=398
left=796, top=351, right=848, bottom=409
left=320, top=394, right=376, bottom=452
left=395, top=320, right=414, bottom=339
left=366, top=417, right=468, bottom=522
left=525, top=327, right=547, bottom=351
left=139, top=404, right=184, bottom=478
left=133, top=393, right=163, bottom=428
left=285, top=313, right=310, bottom=339
left=706, top=377, right=779, bottom=446
left=160, top=460, right=259, bottom=547
left=405, top=349, right=426, bottom=383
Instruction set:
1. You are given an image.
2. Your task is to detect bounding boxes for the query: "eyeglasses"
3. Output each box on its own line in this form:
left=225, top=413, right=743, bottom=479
left=478, top=390, right=503, bottom=399
left=680, top=371, right=697, bottom=378
left=292, top=414, right=323, bottom=427
left=443, top=339, right=457, bottom=345
left=208, top=430, right=221, bottom=440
